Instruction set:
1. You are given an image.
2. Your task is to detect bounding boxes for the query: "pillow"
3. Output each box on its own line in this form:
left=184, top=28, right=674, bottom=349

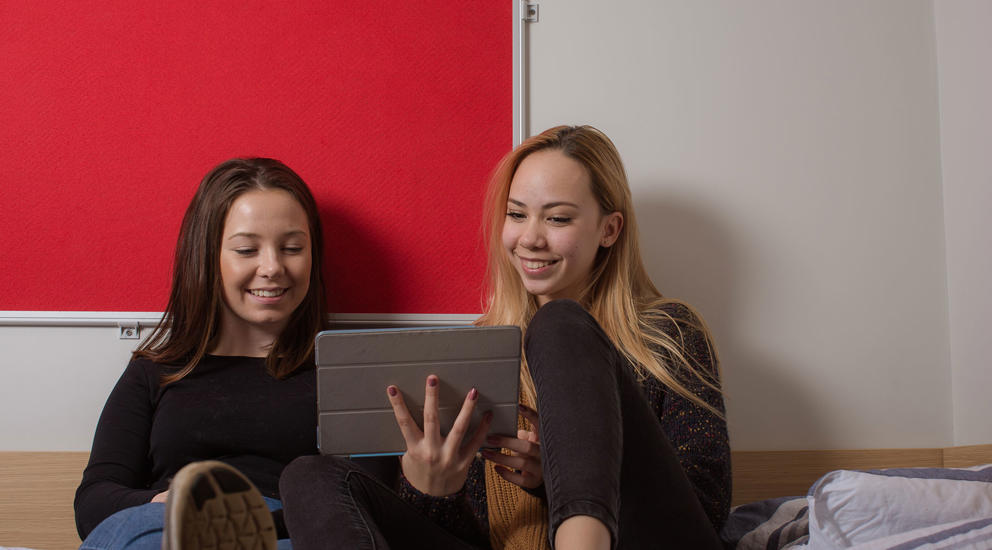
left=806, top=464, right=992, bottom=548
left=844, top=516, right=992, bottom=549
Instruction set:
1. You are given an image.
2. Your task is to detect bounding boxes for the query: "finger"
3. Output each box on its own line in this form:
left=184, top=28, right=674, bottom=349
left=387, top=385, right=423, bottom=444
left=486, top=433, right=540, bottom=457
left=461, top=410, right=493, bottom=456
left=481, top=449, right=541, bottom=475
left=494, top=464, right=541, bottom=489
left=446, top=387, right=480, bottom=451
left=518, top=429, right=540, bottom=444
left=518, top=404, right=540, bottom=437
left=422, top=375, right=441, bottom=443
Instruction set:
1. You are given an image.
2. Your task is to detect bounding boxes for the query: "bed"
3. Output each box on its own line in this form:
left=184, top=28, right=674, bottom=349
left=727, top=446, right=992, bottom=549
left=2, top=445, right=991, bottom=549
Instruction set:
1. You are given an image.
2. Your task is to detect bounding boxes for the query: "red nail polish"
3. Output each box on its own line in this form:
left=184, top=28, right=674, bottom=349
left=469, top=388, right=478, bottom=400
left=427, top=376, right=438, bottom=387
left=387, top=386, right=397, bottom=396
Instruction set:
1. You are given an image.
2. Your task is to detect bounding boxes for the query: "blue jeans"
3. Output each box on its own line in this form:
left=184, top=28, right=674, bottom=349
left=79, top=497, right=292, bottom=550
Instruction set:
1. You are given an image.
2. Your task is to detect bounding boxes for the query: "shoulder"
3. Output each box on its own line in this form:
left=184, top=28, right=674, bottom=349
left=126, top=355, right=183, bottom=375
left=120, top=355, right=185, bottom=388
left=641, top=299, right=708, bottom=341
left=654, top=299, right=698, bottom=320
left=121, top=356, right=160, bottom=380
left=640, top=299, right=718, bottom=375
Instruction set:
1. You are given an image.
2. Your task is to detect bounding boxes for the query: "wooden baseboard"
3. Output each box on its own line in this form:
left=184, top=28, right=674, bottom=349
left=730, top=444, right=992, bottom=506
left=730, top=448, right=942, bottom=505
left=3, top=446, right=992, bottom=546
left=942, top=444, right=992, bottom=468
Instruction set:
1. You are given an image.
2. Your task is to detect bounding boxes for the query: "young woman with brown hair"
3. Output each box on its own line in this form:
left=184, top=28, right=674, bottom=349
left=75, top=158, right=327, bottom=549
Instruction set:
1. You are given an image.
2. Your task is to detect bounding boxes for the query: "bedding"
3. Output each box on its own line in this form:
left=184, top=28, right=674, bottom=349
left=720, top=496, right=809, bottom=549
left=840, top=516, right=992, bottom=549
left=807, top=464, right=992, bottom=548
left=722, top=464, right=992, bottom=550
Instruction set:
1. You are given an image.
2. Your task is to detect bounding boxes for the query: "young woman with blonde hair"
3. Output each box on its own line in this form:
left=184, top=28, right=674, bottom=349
left=280, top=126, right=730, bottom=550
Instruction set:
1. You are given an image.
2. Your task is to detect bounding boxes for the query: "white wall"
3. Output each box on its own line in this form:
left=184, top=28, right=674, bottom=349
left=528, top=0, right=952, bottom=449
left=934, top=0, right=992, bottom=446
left=0, top=326, right=138, bottom=450
left=3, top=1, right=987, bottom=452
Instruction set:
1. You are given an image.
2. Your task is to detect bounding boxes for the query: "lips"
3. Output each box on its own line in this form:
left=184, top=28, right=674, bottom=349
left=523, top=259, right=557, bottom=269
left=515, top=252, right=560, bottom=275
left=248, top=288, right=287, bottom=298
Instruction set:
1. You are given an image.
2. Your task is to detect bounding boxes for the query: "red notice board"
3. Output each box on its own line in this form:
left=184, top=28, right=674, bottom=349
left=0, top=2, right=511, bottom=314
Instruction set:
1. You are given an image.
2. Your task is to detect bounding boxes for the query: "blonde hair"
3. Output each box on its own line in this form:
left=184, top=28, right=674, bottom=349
left=476, top=125, right=723, bottom=416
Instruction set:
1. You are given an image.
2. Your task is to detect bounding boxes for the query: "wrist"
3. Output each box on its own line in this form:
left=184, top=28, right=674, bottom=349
left=400, top=456, right=464, bottom=496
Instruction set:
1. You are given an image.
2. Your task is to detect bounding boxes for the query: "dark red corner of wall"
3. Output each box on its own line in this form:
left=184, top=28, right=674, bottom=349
left=0, top=1, right=512, bottom=314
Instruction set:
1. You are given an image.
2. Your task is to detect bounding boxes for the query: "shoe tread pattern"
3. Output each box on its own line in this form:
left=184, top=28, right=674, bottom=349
left=179, top=483, right=276, bottom=550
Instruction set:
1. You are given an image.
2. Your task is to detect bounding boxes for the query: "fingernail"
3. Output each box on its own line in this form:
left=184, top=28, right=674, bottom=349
left=427, top=376, right=438, bottom=387
left=485, top=411, right=494, bottom=422
left=469, top=388, right=478, bottom=400
left=387, top=386, right=397, bottom=397
left=486, top=435, right=499, bottom=444
left=518, top=404, right=528, bottom=412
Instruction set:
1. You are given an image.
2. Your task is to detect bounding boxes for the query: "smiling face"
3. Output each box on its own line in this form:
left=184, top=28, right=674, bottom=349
left=502, top=149, right=623, bottom=306
left=215, top=188, right=312, bottom=355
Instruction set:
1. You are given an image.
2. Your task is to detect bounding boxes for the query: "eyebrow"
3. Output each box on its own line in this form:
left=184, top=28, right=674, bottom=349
left=227, top=230, right=309, bottom=240
left=507, top=198, right=580, bottom=209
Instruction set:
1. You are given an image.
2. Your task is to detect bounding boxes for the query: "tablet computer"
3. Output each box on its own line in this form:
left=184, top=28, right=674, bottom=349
left=315, top=325, right=521, bottom=457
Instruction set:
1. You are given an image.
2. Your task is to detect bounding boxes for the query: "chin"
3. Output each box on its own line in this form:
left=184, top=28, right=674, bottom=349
left=524, top=285, right=555, bottom=300
left=253, top=314, right=290, bottom=326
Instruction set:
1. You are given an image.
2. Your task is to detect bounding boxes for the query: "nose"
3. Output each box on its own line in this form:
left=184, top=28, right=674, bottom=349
left=518, top=220, right=546, bottom=250
left=258, top=248, right=285, bottom=279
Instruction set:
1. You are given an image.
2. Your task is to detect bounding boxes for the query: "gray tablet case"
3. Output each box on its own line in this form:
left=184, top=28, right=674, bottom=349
left=315, top=325, right=521, bottom=456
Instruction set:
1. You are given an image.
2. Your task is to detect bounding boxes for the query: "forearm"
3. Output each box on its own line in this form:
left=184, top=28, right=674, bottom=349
left=74, top=481, right=159, bottom=539
left=395, top=464, right=489, bottom=547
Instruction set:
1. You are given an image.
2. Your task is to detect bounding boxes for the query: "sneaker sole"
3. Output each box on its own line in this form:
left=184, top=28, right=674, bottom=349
left=162, top=460, right=277, bottom=550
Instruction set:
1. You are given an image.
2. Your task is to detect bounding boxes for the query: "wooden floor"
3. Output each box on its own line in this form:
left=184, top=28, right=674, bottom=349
left=2, top=445, right=992, bottom=549
left=0, top=451, right=89, bottom=549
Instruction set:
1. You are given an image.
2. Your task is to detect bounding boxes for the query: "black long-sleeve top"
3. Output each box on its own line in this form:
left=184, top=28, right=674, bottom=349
left=74, top=355, right=318, bottom=539
left=395, top=302, right=732, bottom=545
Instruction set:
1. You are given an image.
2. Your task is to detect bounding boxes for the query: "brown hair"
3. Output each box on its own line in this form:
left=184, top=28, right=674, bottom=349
left=135, top=158, right=328, bottom=384
left=477, top=125, right=723, bottom=416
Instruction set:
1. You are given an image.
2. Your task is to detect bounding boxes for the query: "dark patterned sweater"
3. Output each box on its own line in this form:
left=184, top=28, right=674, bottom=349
left=395, top=302, right=732, bottom=547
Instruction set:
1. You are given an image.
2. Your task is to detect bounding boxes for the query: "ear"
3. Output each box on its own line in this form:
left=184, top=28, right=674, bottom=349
left=599, top=212, right=623, bottom=248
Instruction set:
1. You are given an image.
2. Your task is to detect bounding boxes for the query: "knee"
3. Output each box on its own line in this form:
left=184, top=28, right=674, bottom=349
left=525, top=300, right=606, bottom=376
left=280, top=455, right=347, bottom=494
left=526, top=299, right=597, bottom=348
left=529, top=298, right=592, bottom=333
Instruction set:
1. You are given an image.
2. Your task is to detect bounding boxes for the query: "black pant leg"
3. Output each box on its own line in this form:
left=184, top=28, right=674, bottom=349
left=279, top=455, right=484, bottom=550
left=525, top=299, right=722, bottom=550
left=525, top=300, right=623, bottom=543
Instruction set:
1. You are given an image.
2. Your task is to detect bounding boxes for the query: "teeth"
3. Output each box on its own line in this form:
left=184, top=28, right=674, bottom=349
left=524, top=260, right=553, bottom=269
left=249, top=289, right=286, bottom=298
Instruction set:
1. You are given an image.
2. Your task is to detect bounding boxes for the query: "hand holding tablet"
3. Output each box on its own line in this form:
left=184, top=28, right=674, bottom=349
left=315, top=325, right=521, bottom=457
left=386, top=374, right=493, bottom=495
left=482, top=403, right=543, bottom=490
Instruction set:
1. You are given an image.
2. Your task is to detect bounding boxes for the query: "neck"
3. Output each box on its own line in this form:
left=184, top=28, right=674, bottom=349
left=210, top=320, right=285, bottom=357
